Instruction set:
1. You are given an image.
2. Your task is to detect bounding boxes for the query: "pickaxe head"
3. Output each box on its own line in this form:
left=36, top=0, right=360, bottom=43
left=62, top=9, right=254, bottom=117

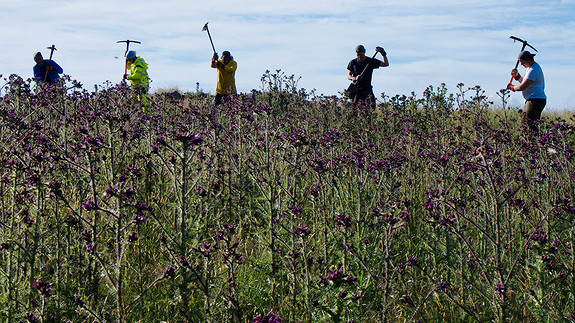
left=202, top=22, right=217, bottom=54
left=510, top=36, right=538, bottom=52
left=117, top=40, right=141, bottom=56
left=46, top=45, right=57, bottom=60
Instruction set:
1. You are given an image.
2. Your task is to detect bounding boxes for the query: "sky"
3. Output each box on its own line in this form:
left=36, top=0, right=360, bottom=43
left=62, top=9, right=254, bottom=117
left=1, top=0, right=575, bottom=111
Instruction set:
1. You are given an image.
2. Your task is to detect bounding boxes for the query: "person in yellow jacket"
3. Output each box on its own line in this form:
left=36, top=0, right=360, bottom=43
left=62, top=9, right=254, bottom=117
left=123, top=50, right=150, bottom=111
left=210, top=50, right=237, bottom=105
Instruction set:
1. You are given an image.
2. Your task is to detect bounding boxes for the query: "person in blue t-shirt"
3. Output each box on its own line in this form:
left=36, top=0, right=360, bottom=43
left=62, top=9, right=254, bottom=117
left=347, top=45, right=389, bottom=105
left=507, top=50, right=546, bottom=132
left=33, top=52, right=63, bottom=84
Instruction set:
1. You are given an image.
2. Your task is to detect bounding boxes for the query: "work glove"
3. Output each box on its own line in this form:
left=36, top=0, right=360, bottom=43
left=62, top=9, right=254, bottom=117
left=353, top=75, right=362, bottom=83
left=376, top=46, right=387, bottom=56
left=123, top=74, right=129, bottom=80
left=47, top=65, right=54, bottom=71
left=212, top=53, right=219, bottom=61
left=511, top=69, right=520, bottom=80
left=506, top=83, right=514, bottom=91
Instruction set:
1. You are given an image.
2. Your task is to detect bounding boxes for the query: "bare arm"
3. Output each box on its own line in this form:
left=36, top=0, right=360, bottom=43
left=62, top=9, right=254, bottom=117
left=348, top=70, right=358, bottom=82
left=510, top=68, right=533, bottom=91
left=513, top=78, right=533, bottom=92
left=380, top=54, right=389, bottom=67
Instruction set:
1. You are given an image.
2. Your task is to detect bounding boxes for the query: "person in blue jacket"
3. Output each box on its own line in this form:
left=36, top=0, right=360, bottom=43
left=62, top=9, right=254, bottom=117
left=33, top=52, right=63, bottom=84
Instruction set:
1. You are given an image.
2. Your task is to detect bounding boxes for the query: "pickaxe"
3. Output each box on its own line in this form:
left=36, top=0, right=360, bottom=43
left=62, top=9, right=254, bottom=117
left=45, top=45, right=57, bottom=82
left=202, top=22, right=217, bottom=55
left=508, top=36, right=538, bottom=85
left=117, top=40, right=141, bottom=78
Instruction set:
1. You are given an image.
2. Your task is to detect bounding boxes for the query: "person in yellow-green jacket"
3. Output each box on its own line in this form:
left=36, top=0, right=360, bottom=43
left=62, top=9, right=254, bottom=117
left=210, top=50, right=237, bottom=105
left=123, top=50, right=150, bottom=111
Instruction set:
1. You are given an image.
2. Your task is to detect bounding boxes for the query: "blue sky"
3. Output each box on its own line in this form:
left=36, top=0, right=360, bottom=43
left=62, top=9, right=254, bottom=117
left=2, top=0, right=575, bottom=110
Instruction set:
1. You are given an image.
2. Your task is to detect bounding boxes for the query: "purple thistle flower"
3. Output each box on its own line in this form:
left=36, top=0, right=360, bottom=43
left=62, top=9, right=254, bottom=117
left=406, top=256, right=417, bottom=267
left=85, top=135, right=102, bottom=148
left=48, top=180, right=62, bottom=197
left=288, top=204, right=303, bottom=216
left=86, top=242, right=94, bottom=252
left=293, top=225, right=312, bottom=237
left=127, top=231, right=138, bottom=242
left=81, top=230, right=92, bottom=241
left=134, top=212, right=146, bottom=224
left=529, top=228, right=548, bottom=244
left=155, top=136, right=166, bottom=145
left=323, top=268, right=357, bottom=286
left=83, top=200, right=96, bottom=211
left=335, top=213, right=352, bottom=228
left=496, top=281, right=505, bottom=296
left=164, top=265, right=175, bottom=278
left=223, top=222, right=237, bottom=234
left=288, top=250, right=300, bottom=259
left=174, top=132, right=204, bottom=145
left=24, top=312, right=39, bottom=323
left=197, top=185, right=207, bottom=197
left=104, top=187, right=117, bottom=197
left=33, top=280, right=53, bottom=296
left=308, top=184, right=321, bottom=197
left=179, top=255, right=189, bottom=267
left=251, top=310, right=283, bottom=323
left=123, top=186, right=136, bottom=197
left=400, top=211, right=410, bottom=220
left=436, top=279, right=449, bottom=292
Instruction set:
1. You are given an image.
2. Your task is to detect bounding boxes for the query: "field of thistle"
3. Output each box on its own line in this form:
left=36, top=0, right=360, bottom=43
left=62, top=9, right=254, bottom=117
left=0, top=71, right=574, bottom=323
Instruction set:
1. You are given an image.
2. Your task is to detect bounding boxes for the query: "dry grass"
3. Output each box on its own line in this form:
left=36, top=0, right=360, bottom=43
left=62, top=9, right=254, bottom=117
left=543, top=109, right=575, bottom=123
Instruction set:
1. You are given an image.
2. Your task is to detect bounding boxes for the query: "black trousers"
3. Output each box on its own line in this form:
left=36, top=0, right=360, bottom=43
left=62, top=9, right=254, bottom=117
left=354, top=86, right=375, bottom=107
left=523, top=98, right=546, bottom=132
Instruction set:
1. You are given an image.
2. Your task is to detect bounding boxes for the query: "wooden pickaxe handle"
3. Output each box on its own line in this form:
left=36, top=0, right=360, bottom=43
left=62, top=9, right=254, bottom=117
left=508, top=42, right=527, bottom=84
left=508, top=36, right=538, bottom=85
left=117, top=40, right=141, bottom=79
left=357, top=50, right=380, bottom=81
left=202, top=22, right=217, bottom=55
left=45, top=45, right=57, bottom=82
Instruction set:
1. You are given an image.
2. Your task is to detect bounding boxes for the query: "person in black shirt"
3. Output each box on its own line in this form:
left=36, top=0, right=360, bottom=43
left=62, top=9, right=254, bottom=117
left=347, top=45, right=389, bottom=104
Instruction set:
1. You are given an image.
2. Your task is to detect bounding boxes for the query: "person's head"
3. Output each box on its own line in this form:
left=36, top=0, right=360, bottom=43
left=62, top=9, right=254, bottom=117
left=222, top=51, right=232, bottom=64
left=355, top=45, right=366, bottom=61
left=518, top=50, right=535, bottom=67
left=126, top=50, right=137, bottom=63
left=34, top=52, right=44, bottom=65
